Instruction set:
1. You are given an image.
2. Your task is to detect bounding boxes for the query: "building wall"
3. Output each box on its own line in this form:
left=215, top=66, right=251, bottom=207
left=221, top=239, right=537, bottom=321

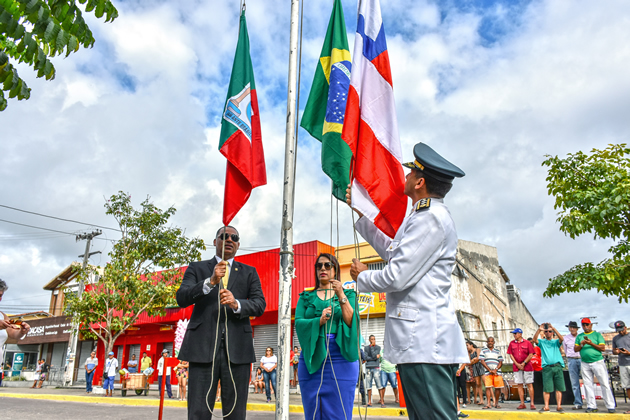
left=452, top=240, right=513, bottom=354
left=506, top=284, right=539, bottom=339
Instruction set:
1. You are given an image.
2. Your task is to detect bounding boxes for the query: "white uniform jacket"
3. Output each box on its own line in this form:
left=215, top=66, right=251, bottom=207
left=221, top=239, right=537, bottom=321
left=356, top=198, right=469, bottom=365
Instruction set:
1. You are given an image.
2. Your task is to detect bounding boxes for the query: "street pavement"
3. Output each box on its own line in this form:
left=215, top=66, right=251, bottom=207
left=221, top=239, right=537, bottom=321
left=1, top=395, right=403, bottom=420
left=2, top=385, right=630, bottom=419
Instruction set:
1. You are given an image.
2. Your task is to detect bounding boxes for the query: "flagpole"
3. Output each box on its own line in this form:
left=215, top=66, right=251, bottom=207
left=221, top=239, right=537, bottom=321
left=277, top=0, right=301, bottom=419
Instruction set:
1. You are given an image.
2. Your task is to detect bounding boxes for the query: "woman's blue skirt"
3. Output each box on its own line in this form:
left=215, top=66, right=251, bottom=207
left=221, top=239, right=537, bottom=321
left=298, top=335, right=359, bottom=420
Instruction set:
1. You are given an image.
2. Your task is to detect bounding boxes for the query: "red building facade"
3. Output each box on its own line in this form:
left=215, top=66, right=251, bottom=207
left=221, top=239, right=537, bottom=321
left=92, top=240, right=333, bottom=385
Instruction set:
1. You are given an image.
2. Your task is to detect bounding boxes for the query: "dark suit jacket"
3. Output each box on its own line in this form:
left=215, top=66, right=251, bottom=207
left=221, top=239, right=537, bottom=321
left=176, top=257, right=266, bottom=364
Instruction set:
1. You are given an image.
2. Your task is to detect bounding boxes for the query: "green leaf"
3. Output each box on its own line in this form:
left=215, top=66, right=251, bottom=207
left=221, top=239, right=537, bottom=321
left=0, top=90, right=7, bottom=111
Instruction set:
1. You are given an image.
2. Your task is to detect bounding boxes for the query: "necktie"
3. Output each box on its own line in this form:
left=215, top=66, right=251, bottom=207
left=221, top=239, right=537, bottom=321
left=222, top=261, right=230, bottom=288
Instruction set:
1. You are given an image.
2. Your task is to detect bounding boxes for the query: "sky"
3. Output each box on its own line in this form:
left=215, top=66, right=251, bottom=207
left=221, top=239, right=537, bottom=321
left=1, top=0, right=629, bottom=336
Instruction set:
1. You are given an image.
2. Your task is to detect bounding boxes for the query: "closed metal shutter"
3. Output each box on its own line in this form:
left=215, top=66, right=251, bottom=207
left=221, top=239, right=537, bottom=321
left=76, top=340, right=95, bottom=382
left=360, top=316, right=386, bottom=349
left=116, top=345, right=124, bottom=379
left=162, top=342, right=174, bottom=356
left=292, top=327, right=300, bottom=351
left=253, top=324, right=278, bottom=365
left=129, top=344, right=141, bottom=359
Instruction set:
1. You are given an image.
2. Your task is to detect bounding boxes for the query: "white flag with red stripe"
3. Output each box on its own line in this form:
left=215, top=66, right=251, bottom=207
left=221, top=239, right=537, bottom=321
left=342, top=0, right=406, bottom=238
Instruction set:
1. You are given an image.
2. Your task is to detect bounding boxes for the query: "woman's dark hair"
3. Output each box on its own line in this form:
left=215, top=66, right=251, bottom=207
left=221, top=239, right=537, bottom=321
left=256, top=367, right=262, bottom=373
left=314, top=253, right=340, bottom=289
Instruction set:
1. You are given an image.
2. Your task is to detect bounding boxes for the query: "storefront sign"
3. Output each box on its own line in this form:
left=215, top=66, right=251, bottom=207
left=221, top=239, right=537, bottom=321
left=12, top=353, right=24, bottom=371
left=21, top=316, right=72, bottom=344
left=342, top=281, right=387, bottom=315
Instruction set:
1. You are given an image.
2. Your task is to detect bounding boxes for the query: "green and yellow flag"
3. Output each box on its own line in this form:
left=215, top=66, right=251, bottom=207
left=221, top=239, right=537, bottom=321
left=300, top=0, right=352, bottom=200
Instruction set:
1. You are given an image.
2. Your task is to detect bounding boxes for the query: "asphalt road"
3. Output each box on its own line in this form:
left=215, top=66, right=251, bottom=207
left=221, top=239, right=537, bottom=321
left=1, top=397, right=409, bottom=420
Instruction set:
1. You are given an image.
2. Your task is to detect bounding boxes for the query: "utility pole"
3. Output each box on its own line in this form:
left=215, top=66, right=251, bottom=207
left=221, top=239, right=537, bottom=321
left=64, top=230, right=102, bottom=386
left=277, top=1, right=300, bottom=418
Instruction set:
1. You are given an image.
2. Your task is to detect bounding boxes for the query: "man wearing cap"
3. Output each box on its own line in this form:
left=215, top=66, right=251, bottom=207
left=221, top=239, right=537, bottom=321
left=562, top=321, right=583, bottom=409
left=575, top=318, right=615, bottom=413
left=157, top=349, right=173, bottom=399
left=533, top=323, right=565, bottom=412
left=612, top=320, right=630, bottom=414
left=507, top=328, right=536, bottom=410
left=176, top=226, right=266, bottom=420
left=348, top=143, right=469, bottom=420
left=103, top=351, right=118, bottom=397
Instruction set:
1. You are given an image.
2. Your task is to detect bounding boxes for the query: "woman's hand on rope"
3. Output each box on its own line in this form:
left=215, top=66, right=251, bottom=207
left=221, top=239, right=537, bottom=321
left=320, top=307, right=332, bottom=326
left=330, top=279, right=344, bottom=300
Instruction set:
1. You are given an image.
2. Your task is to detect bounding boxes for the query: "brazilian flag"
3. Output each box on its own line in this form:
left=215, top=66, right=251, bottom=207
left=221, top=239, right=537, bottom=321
left=300, top=0, right=352, bottom=201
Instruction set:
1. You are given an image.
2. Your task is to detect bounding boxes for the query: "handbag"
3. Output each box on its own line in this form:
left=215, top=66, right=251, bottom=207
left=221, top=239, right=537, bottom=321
left=103, top=360, right=111, bottom=379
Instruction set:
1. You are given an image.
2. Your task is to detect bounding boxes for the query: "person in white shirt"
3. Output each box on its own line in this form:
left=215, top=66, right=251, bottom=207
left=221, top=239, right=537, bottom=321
left=259, top=347, right=278, bottom=403
left=562, top=321, right=583, bottom=409
left=104, top=351, right=118, bottom=397
left=158, top=349, right=173, bottom=399
left=84, top=351, right=98, bottom=394
left=349, top=143, right=469, bottom=420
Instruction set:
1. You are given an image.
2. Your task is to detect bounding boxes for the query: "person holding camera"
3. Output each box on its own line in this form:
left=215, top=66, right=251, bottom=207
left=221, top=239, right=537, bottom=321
left=533, top=323, right=565, bottom=412
left=612, top=320, right=630, bottom=414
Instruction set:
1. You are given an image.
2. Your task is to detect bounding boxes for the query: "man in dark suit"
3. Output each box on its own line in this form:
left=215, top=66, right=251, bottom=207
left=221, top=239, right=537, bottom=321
left=177, top=226, right=266, bottom=420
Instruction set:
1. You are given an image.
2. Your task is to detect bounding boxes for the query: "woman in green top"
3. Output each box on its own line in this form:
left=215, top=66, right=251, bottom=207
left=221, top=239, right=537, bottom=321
left=296, top=253, right=359, bottom=420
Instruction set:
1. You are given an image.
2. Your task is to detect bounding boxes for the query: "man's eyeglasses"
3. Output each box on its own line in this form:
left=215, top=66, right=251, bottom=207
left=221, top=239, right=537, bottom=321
left=218, top=233, right=240, bottom=242
left=545, top=330, right=553, bottom=333
left=315, top=262, right=334, bottom=270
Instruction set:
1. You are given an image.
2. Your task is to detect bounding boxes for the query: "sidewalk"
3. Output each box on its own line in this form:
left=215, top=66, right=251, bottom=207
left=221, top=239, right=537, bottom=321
left=2, top=385, right=630, bottom=418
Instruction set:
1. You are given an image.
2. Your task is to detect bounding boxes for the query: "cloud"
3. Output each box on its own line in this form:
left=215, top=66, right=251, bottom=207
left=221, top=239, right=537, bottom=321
left=2, top=0, right=630, bottom=331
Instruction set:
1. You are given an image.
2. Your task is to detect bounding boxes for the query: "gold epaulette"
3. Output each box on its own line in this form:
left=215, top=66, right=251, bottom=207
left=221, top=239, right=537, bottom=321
left=415, top=198, right=431, bottom=212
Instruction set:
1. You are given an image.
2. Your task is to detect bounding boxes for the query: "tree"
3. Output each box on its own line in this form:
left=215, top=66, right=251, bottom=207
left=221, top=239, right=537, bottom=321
left=64, top=192, right=205, bottom=355
left=542, top=143, right=630, bottom=302
left=0, top=0, right=118, bottom=111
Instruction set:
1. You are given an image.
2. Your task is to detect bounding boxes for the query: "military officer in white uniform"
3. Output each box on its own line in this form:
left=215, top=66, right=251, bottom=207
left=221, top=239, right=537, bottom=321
left=348, top=142, right=469, bottom=420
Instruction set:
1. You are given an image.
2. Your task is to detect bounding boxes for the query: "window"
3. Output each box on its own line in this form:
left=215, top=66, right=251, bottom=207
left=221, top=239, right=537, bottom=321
left=492, top=322, right=498, bottom=339
left=368, top=262, right=387, bottom=271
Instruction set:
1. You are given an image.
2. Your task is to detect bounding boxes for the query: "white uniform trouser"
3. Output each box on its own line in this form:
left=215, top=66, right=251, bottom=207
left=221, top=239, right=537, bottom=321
left=581, top=359, right=615, bottom=409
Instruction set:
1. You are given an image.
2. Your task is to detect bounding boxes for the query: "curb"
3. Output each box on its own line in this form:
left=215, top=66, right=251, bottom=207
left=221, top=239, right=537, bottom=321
left=458, top=410, right=629, bottom=419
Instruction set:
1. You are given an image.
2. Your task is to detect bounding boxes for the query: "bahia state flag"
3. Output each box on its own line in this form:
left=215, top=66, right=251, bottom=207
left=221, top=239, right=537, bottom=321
left=300, top=0, right=352, bottom=201
left=219, top=10, right=267, bottom=226
left=342, top=0, right=406, bottom=238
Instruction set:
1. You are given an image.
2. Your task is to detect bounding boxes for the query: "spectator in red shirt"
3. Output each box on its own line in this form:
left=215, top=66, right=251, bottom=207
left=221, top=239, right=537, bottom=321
left=528, top=338, right=543, bottom=372
left=508, top=328, right=536, bottom=410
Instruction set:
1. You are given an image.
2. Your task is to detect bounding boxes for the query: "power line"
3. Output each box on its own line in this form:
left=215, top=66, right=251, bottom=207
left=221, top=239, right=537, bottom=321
left=0, top=218, right=112, bottom=241
left=0, top=218, right=79, bottom=236
left=0, top=204, right=120, bottom=232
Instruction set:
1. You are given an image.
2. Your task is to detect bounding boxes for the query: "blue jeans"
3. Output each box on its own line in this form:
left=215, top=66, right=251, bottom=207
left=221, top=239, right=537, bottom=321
left=366, top=367, right=383, bottom=389
left=158, top=375, right=172, bottom=398
left=380, top=371, right=397, bottom=388
left=104, top=375, right=115, bottom=390
left=263, top=369, right=277, bottom=401
left=85, top=371, right=94, bottom=392
left=567, top=358, right=583, bottom=406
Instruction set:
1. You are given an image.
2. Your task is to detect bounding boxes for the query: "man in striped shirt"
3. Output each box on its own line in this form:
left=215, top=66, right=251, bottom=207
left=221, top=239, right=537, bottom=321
left=479, top=337, right=504, bottom=409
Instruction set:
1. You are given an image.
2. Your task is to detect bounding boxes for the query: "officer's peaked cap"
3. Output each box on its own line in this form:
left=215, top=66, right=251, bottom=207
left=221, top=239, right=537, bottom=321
left=402, top=143, right=465, bottom=183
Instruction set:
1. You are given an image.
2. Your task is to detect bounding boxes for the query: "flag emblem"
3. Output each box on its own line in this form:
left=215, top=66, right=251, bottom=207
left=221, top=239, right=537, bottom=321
left=223, top=84, right=253, bottom=141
